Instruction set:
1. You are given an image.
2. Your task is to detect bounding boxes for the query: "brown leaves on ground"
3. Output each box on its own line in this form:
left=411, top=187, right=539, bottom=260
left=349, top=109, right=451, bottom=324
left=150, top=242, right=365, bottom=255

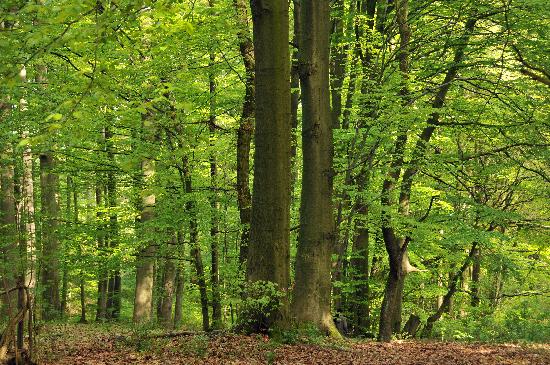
left=36, top=324, right=550, bottom=365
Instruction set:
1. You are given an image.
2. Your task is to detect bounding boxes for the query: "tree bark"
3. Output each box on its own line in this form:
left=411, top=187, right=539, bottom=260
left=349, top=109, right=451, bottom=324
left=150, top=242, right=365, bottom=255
left=95, top=186, right=108, bottom=321
left=470, top=246, right=480, bottom=306
left=208, top=50, right=222, bottom=329
left=183, top=158, right=210, bottom=332
left=39, top=153, right=61, bottom=320
left=234, top=0, right=255, bottom=268
left=133, top=119, right=157, bottom=323
left=247, top=0, right=292, bottom=330
left=350, top=204, right=370, bottom=334
left=173, top=263, right=185, bottom=328
left=293, top=0, right=338, bottom=336
left=1, top=147, right=18, bottom=316
left=105, top=127, right=121, bottom=320
left=159, top=257, right=176, bottom=328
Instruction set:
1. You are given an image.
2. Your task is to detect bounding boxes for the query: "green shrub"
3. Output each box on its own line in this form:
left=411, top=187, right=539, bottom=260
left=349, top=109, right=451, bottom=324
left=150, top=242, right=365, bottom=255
left=235, top=281, right=285, bottom=334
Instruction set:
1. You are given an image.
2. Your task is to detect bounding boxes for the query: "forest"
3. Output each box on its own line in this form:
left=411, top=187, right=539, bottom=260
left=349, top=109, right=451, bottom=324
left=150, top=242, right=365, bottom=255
left=0, top=0, right=549, bottom=364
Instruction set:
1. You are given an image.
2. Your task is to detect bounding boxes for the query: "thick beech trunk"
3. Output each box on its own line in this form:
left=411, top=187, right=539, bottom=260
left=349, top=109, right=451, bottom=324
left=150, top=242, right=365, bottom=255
left=246, top=0, right=292, bottom=330
left=293, top=0, right=337, bottom=336
left=39, top=153, right=61, bottom=320
left=159, top=258, right=176, bottom=328
left=133, top=123, right=157, bottom=323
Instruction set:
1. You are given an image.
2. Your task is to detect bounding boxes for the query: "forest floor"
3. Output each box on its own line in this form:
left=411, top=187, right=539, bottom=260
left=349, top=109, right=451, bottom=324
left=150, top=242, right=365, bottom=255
left=35, top=323, right=550, bottom=365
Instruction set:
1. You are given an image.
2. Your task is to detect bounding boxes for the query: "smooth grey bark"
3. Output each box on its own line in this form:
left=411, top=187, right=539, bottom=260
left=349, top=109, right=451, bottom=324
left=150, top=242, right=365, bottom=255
left=293, top=0, right=338, bottom=336
left=246, top=0, right=292, bottom=329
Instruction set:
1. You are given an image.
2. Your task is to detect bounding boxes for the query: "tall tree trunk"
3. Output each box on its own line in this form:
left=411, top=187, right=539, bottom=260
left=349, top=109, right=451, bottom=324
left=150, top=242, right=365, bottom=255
left=133, top=119, right=157, bottom=323
left=60, top=176, right=73, bottom=317
left=350, top=203, right=370, bottom=334
left=1, top=147, right=18, bottom=314
left=159, top=256, right=176, bottom=328
left=470, top=246, right=480, bottom=306
left=105, top=127, right=121, bottom=320
left=21, top=129, right=37, bottom=345
left=208, top=48, right=222, bottom=329
left=293, top=0, right=337, bottom=336
left=39, top=153, right=61, bottom=320
left=247, top=0, right=292, bottom=330
left=95, top=186, right=108, bottom=321
left=183, top=158, right=210, bottom=332
left=173, top=262, right=185, bottom=328
left=234, top=0, right=255, bottom=268
left=71, top=184, right=87, bottom=323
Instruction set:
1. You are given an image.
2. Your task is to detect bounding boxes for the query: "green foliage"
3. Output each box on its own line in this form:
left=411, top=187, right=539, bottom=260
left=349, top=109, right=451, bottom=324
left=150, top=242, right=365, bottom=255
left=235, top=281, right=285, bottom=334
left=433, top=296, right=550, bottom=343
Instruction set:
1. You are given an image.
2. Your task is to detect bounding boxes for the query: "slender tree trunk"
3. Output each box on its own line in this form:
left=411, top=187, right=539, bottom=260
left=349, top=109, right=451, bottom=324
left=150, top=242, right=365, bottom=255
left=173, top=263, right=185, bottom=328
left=60, top=176, right=73, bottom=317
left=421, top=243, right=478, bottom=337
left=471, top=246, right=480, bottom=306
left=183, top=158, right=210, bottom=332
left=293, top=0, right=338, bottom=336
left=208, top=49, right=222, bottom=329
left=21, top=129, right=37, bottom=345
left=69, top=178, right=87, bottom=323
left=247, top=0, right=292, bottom=330
left=329, top=0, right=346, bottom=129
left=234, top=0, right=255, bottom=268
left=39, top=153, right=61, bottom=320
left=95, top=186, right=108, bottom=321
left=105, top=127, right=121, bottom=320
left=350, top=204, right=370, bottom=334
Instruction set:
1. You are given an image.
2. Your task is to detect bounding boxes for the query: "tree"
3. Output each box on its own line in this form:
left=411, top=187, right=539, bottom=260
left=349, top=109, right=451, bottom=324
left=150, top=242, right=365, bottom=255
left=246, top=0, right=292, bottom=330
left=292, top=0, right=338, bottom=336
